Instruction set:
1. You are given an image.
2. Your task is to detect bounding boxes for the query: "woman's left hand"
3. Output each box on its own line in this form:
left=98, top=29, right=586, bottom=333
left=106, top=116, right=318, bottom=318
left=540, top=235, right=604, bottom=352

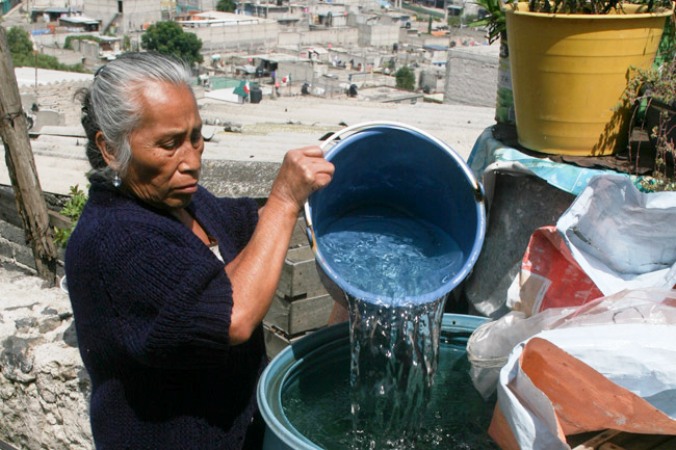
left=266, top=146, right=334, bottom=217
left=225, top=146, right=333, bottom=344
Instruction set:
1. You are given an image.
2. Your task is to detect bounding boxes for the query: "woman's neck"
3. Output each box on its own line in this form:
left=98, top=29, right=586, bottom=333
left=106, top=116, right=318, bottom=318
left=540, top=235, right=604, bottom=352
left=170, top=208, right=211, bottom=246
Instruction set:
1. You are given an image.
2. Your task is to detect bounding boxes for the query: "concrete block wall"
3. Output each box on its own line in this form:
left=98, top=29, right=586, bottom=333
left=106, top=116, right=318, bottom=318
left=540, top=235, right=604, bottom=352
left=278, top=27, right=360, bottom=49
left=443, top=45, right=499, bottom=108
left=0, top=185, right=67, bottom=276
left=262, top=217, right=332, bottom=359
left=193, top=21, right=282, bottom=53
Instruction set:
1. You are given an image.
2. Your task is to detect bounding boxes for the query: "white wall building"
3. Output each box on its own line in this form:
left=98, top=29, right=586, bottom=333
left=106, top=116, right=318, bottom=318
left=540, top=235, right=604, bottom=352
left=84, top=0, right=162, bottom=34
left=180, top=12, right=282, bottom=53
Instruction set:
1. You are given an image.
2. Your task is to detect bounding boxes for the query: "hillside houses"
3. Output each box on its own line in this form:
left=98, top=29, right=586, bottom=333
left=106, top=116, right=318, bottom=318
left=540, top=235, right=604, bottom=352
left=4, top=0, right=498, bottom=106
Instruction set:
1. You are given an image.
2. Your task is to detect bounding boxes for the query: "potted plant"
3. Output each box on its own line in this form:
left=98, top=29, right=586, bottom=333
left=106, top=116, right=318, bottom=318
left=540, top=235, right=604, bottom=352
left=503, top=0, right=674, bottom=157
left=624, top=14, right=676, bottom=190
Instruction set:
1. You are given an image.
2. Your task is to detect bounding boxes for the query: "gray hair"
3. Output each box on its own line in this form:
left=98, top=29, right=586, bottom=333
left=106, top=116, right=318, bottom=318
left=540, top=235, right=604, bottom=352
left=78, top=51, right=193, bottom=181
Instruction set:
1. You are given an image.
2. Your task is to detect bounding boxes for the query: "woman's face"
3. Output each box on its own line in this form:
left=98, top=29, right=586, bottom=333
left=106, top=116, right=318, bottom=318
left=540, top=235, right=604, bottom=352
left=124, top=81, right=204, bottom=211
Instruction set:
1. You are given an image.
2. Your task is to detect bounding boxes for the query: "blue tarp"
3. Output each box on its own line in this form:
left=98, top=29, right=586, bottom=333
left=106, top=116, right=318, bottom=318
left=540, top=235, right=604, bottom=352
left=467, top=127, right=640, bottom=196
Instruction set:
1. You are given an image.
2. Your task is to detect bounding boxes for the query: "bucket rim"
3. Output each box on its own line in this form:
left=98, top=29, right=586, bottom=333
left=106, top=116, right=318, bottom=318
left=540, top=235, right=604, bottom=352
left=303, top=121, right=486, bottom=305
left=256, top=313, right=491, bottom=449
left=257, top=322, right=348, bottom=450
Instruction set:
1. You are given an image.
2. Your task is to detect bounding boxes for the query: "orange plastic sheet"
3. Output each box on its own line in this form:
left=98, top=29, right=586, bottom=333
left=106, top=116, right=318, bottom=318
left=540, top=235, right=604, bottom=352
left=508, top=226, right=603, bottom=316
left=489, top=333, right=676, bottom=449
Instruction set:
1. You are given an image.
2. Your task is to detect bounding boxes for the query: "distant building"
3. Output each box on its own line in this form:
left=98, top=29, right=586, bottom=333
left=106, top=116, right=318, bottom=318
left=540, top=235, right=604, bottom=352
left=239, top=2, right=305, bottom=25
left=353, top=13, right=400, bottom=48
left=422, top=44, right=448, bottom=66
left=308, top=3, right=349, bottom=28
left=176, top=11, right=281, bottom=53
left=59, top=15, right=101, bottom=32
left=84, top=0, right=162, bottom=34
left=175, top=10, right=262, bottom=27
left=444, top=44, right=499, bottom=107
left=176, top=0, right=218, bottom=14
left=30, top=7, right=82, bottom=23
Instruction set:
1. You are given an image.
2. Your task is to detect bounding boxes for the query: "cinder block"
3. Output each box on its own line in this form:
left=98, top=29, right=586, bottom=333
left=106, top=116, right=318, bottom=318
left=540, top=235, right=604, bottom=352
left=0, top=238, right=16, bottom=261
left=0, top=220, right=26, bottom=244
left=276, top=245, right=327, bottom=300
left=263, top=323, right=310, bottom=360
left=290, top=216, right=310, bottom=248
left=264, top=293, right=333, bottom=336
left=14, top=241, right=36, bottom=269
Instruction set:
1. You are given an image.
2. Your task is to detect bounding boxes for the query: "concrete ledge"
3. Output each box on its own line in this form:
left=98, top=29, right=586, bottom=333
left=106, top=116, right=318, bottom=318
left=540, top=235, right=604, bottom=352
left=200, top=159, right=281, bottom=199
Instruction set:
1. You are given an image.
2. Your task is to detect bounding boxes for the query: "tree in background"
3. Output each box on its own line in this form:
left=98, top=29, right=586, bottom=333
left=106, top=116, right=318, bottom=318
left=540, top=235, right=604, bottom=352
left=216, top=0, right=237, bottom=12
left=395, top=66, right=415, bottom=91
left=142, top=21, right=203, bottom=67
left=7, top=27, right=34, bottom=57
left=7, top=27, right=86, bottom=72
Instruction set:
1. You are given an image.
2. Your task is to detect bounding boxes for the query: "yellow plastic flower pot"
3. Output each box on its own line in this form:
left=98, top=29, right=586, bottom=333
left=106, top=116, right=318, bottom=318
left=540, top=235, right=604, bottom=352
left=506, top=3, right=674, bottom=156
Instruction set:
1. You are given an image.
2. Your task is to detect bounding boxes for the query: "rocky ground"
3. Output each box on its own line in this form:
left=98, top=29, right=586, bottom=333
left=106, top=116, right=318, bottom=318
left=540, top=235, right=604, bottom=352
left=0, top=264, right=91, bottom=450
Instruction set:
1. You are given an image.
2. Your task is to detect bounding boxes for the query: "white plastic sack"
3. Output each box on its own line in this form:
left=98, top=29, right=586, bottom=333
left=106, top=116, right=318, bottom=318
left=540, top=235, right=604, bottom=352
left=467, top=289, right=676, bottom=399
left=557, top=175, right=676, bottom=295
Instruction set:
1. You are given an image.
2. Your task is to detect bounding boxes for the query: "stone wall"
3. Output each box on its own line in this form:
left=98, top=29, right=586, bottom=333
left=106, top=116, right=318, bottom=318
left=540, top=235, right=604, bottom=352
left=0, top=267, right=93, bottom=450
left=0, top=183, right=88, bottom=450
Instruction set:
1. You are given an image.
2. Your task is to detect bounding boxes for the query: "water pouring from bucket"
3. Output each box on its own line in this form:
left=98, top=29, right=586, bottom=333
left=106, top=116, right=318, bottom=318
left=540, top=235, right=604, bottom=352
left=304, top=122, right=486, bottom=447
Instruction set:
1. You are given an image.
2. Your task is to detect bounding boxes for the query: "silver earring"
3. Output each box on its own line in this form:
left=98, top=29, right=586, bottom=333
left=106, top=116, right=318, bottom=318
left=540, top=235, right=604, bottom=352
left=113, top=174, right=121, bottom=188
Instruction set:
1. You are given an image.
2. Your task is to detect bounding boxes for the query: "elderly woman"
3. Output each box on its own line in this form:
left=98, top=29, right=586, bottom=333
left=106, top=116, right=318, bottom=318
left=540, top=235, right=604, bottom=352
left=65, top=52, right=333, bottom=449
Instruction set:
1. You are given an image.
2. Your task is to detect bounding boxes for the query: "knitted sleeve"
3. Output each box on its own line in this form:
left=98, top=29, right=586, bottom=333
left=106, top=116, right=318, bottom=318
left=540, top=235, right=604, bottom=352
left=97, top=217, right=235, bottom=370
left=219, top=196, right=259, bottom=253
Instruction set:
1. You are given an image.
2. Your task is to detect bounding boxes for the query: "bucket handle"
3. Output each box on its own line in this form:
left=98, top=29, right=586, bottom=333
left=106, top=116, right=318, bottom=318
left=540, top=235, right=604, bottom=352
left=318, top=120, right=484, bottom=200
left=319, top=120, right=414, bottom=153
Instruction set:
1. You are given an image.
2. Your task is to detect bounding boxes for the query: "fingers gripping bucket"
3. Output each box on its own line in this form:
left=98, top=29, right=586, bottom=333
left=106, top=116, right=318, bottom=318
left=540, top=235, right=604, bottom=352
left=304, top=122, right=486, bottom=305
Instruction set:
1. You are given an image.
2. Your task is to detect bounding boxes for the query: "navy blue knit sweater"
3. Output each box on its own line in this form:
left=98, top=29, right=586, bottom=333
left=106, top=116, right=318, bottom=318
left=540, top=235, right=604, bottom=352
left=65, top=181, right=267, bottom=449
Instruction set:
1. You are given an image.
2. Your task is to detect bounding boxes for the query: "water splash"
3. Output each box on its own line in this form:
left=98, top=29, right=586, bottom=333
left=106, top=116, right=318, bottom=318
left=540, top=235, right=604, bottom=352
left=348, top=296, right=446, bottom=449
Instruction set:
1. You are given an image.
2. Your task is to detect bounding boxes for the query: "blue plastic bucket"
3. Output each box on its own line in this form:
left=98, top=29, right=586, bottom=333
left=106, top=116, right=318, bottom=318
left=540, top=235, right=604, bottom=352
left=257, top=313, right=492, bottom=449
left=304, top=122, right=486, bottom=305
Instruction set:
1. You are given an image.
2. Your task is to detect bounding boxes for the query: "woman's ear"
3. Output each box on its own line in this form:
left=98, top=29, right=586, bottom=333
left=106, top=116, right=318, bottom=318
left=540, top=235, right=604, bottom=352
left=95, top=131, right=117, bottom=170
